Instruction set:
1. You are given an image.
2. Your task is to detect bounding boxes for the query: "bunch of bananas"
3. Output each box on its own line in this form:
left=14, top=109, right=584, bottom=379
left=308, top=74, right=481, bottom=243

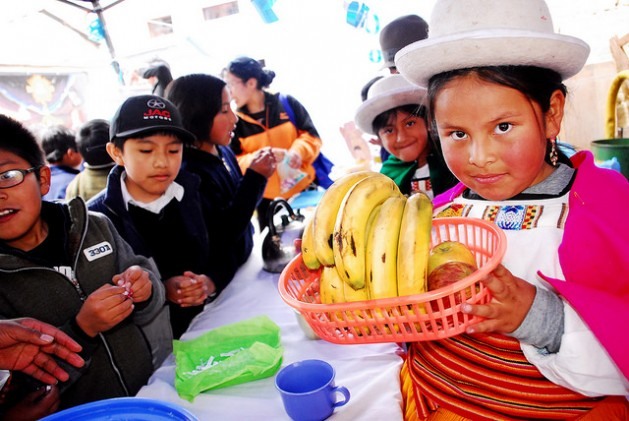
left=300, top=171, right=433, bottom=305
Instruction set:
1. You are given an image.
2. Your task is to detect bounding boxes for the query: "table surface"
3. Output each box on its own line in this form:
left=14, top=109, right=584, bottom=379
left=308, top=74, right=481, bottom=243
left=137, top=232, right=405, bottom=420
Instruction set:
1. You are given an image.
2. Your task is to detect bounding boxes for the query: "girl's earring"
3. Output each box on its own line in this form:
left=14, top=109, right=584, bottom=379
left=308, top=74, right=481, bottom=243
left=549, top=139, right=559, bottom=167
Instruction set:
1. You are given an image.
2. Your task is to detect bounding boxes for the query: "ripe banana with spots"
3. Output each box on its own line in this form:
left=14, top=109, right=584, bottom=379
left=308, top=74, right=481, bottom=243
left=365, top=195, right=406, bottom=299
left=300, top=216, right=321, bottom=270
left=312, top=171, right=375, bottom=266
left=396, top=191, right=433, bottom=297
left=333, top=174, right=402, bottom=290
left=319, top=265, right=344, bottom=304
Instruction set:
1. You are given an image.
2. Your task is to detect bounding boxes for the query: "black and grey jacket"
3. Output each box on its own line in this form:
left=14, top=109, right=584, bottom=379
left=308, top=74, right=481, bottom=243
left=0, top=198, right=165, bottom=409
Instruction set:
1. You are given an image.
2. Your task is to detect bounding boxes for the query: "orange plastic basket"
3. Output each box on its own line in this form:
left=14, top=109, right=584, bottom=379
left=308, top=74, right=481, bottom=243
left=278, top=217, right=506, bottom=344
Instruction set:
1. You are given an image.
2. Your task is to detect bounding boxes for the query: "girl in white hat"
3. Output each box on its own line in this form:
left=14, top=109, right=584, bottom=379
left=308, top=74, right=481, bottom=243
left=396, top=0, right=629, bottom=419
left=354, top=74, right=457, bottom=197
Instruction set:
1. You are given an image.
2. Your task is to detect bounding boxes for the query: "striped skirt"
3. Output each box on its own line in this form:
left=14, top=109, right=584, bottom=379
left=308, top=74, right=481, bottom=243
left=401, top=333, right=628, bottom=420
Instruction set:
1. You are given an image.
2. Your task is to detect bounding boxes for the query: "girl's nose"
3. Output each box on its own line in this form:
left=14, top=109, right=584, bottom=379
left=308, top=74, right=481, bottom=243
left=468, top=137, right=494, bottom=167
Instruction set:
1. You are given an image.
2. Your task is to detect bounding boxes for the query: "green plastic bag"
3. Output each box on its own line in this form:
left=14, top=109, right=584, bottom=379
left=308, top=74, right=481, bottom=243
left=174, top=315, right=283, bottom=401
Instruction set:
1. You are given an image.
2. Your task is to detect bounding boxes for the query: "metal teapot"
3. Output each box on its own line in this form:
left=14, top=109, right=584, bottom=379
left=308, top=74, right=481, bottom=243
left=262, top=198, right=305, bottom=273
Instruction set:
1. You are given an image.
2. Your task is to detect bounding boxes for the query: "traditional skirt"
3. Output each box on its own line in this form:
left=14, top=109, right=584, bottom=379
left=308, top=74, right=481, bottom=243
left=401, top=333, right=628, bottom=420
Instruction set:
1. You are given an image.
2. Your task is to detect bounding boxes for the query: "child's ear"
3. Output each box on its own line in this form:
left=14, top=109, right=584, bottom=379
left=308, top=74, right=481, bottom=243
left=106, top=143, right=125, bottom=166
left=38, top=165, right=51, bottom=197
left=544, top=89, right=565, bottom=140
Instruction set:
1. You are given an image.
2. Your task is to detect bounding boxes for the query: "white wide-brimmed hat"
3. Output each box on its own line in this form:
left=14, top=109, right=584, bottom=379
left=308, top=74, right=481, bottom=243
left=354, top=75, right=427, bottom=135
left=395, top=0, right=590, bottom=87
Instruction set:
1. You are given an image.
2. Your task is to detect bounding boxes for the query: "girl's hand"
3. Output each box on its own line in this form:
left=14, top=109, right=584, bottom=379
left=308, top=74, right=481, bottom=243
left=249, top=147, right=276, bottom=178
left=271, top=147, right=287, bottom=163
left=76, top=284, right=134, bottom=337
left=113, top=265, right=153, bottom=303
left=286, top=150, right=302, bottom=169
left=462, top=264, right=536, bottom=334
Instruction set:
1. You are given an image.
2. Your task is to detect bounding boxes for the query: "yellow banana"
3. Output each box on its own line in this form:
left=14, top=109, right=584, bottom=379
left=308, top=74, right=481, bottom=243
left=319, top=266, right=344, bottom=304
left=366, top=195, right=406, bottom=299
left=397, top=192, right=433, bottom=297
left=333, top=174, right=402, bottom=290
left=300, top=216, right=321, bottom=270
left=312, top=171, right=375, bottom=266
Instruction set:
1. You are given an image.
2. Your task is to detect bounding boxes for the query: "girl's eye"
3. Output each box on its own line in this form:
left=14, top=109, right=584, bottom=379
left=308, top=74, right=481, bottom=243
left=450, top=131, right=467, bottom=141
left=405, top=120, right=416, bottom=128
left=495, top=122, right=512, bottom=134
left=379, top=127, right=393, bottom=136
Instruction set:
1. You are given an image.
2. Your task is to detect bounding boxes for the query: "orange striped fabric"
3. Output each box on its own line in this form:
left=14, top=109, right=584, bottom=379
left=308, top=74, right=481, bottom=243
left=404, top=334, right=606, bottom=420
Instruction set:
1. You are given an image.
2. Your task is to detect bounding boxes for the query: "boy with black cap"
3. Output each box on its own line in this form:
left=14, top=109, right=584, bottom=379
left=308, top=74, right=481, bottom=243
left=88, top=95, right=217, bottom=340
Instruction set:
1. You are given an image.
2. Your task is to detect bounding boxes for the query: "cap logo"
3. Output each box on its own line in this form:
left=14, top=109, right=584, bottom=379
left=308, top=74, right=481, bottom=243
left=144, top=98, right=172, bottom=121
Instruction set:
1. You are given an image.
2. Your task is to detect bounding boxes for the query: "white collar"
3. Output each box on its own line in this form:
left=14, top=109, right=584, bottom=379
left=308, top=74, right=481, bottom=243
left=120, top=171, right=184, bottom=214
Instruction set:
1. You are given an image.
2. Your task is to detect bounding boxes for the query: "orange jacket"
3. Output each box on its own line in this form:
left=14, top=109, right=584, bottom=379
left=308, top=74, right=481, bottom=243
left=232, top=93, right=322, bottom=200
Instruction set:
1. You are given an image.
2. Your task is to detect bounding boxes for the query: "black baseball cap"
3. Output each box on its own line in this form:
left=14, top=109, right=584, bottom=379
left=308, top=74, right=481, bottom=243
left=110, top=94, right=195, bottom=144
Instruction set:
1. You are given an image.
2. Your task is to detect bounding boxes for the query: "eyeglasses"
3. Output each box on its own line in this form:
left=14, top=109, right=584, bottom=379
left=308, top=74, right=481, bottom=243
left=0, top=166, right=41, bottom=189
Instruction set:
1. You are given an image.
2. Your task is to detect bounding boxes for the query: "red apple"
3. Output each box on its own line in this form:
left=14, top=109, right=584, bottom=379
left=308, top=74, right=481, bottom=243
left=427, top=241, right=477, bottom=275
left=427, top=261, right=477, bottom=292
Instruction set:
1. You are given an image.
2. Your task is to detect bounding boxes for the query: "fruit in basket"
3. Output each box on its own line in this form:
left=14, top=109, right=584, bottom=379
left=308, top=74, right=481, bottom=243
left=365, top=195, right=406, bottom=299
left=427, top=241, right=476, bottom=276
left=427, top=241, right=478, bottom=291
left=333, top=174, right=402, bottom=290
left=396, top=192, right=433, bottom=297
left=300, top=216, right=321, bottom=270
left=319, top=266, right=344, bottom=304
left=312, top=171, right=374, bottom=266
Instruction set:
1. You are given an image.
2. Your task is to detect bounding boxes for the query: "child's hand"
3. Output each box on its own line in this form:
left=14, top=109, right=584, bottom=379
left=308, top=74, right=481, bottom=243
left=270, top=147, right=287, bottom=163
left=2, top=384, right=60, bottom=421
left=286, top=150, right=302, bottom=169
left=76, top=284, right=134, bottom=337
left=249, top=147, right=276, bottom=178
left=112, top=265, right=153, bottom=303
left=165, top=272, right=215, bottom=307
left=462, top=264, right=536, bottom=334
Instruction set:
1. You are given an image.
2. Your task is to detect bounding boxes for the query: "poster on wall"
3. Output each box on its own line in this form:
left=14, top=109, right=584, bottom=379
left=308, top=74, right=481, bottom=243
left=0, top=72, right=88, bottom=133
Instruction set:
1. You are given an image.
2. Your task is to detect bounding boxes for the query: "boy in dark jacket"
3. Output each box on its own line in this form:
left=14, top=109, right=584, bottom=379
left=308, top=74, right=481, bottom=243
left=89, top=95, right=216, bottom=340
left=0, top=114, right=165, bottom=413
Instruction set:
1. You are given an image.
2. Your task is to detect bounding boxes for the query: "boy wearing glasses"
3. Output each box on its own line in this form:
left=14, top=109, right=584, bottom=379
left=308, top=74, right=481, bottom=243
left=0, top=114, right=165, bottom=412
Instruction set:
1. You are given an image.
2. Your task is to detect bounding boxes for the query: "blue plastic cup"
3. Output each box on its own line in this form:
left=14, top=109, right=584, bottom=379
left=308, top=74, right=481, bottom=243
left=275, top=359, right=350, bottom=421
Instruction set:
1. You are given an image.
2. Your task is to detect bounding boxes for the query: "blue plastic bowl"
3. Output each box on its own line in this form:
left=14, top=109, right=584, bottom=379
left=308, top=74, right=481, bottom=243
left=40, top=397, right=198, bottom=421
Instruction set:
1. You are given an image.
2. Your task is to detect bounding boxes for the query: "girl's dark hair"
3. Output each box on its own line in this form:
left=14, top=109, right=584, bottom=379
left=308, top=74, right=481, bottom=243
left=165, top=74, right=226, bottom=144
left=226, top=56, right=275, bottom=89
left=372, top=104, right=426, bottom=136
left=427, top=66, right=571, bottom=165
left=40, top=125, right=77, bottom=163
left=0, top=115, right=46, bottom=179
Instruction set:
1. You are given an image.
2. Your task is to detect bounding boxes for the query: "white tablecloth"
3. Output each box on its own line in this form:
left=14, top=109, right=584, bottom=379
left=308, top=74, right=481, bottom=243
left=137, top=233, right=405, bottom=420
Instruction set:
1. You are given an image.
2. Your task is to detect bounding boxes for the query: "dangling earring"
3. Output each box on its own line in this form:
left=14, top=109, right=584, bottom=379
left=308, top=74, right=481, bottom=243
left=549, top=138, right=558, bottom=167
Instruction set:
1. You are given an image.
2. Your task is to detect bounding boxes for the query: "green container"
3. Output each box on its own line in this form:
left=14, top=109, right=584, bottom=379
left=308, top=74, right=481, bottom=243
left=591, top=138, right=629, bottom=179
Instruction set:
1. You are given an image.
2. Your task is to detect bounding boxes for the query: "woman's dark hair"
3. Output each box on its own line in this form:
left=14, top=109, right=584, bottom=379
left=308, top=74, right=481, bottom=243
left=165, top=73, right=226, bottom=144
left=372, top=104, right=426, bottom=136
left=427, top=66, right=571, bottom=165
left=226, top=56, right=275, bottom=89
left=40, top=125, right=77, bottom=163
left=0, top=115, right=46, bottom=179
